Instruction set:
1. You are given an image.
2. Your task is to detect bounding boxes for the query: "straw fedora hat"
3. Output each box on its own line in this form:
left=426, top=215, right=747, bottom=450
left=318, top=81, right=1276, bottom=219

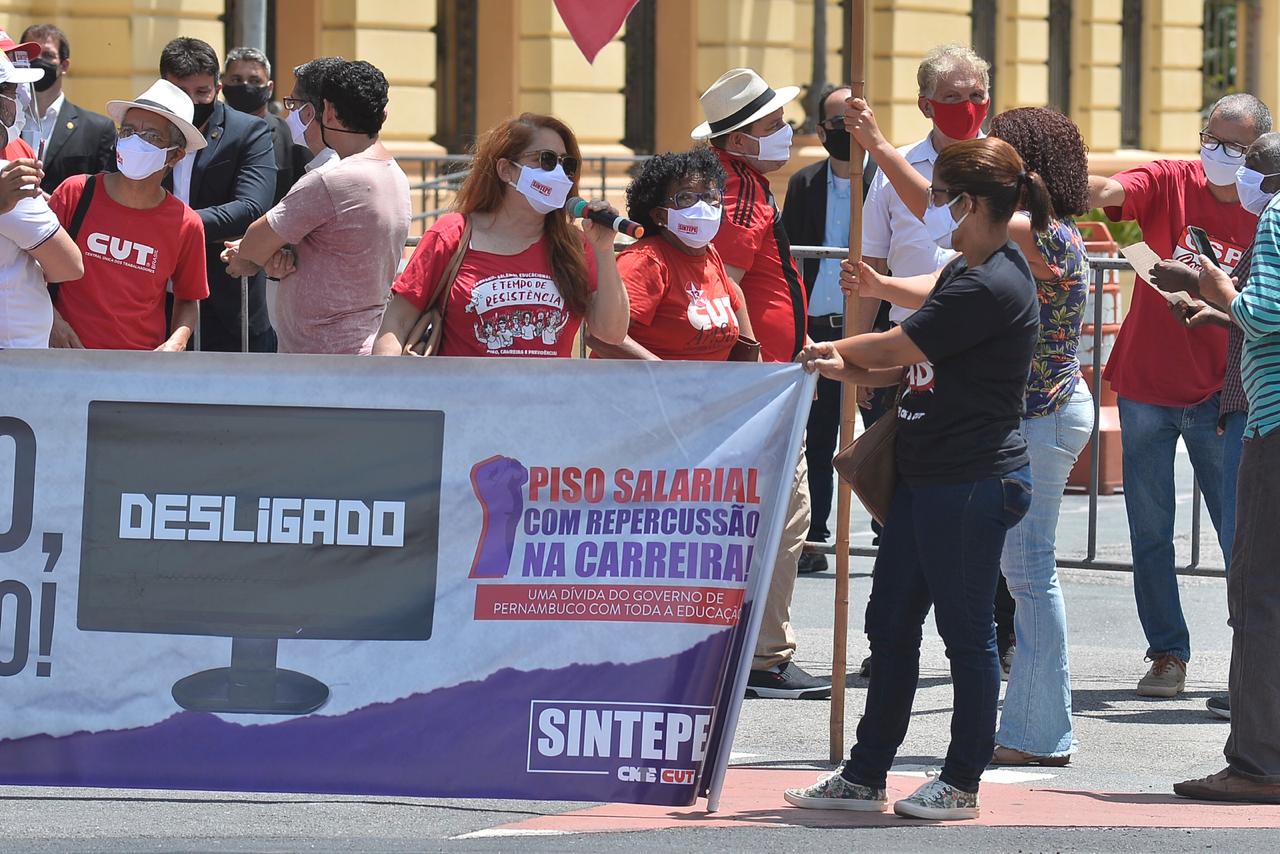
left=107, top=79, right=207, bottom=153
left=691, top=68, right=799, bottom=140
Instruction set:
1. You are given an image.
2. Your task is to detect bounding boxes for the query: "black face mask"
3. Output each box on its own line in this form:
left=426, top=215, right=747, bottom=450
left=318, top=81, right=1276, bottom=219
left=821, top=125, right=853, bottom=162
left=191, top=100, right=215, bottom=128
left=222, top=83, right=270, bottom=114
left=31, top=58, right=57, bottom=93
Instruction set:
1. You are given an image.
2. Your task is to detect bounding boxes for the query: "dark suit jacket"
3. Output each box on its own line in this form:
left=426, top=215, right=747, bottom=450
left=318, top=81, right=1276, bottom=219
left=168, top=101, right=276, bottom=346
left=781, top=157, right=879, bottom=296
left=39, top=98, right=116, bottom=195
left=264, top=111, right=311, bottom=204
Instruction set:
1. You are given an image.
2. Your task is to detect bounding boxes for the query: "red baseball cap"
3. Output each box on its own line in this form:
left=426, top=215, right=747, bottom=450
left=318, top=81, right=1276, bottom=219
left=0, top=30, right=41, bottom=61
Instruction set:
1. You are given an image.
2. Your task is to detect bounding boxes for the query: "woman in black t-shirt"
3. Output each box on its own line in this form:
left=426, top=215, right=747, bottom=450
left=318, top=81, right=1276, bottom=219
left=783, top=138, right=1044, bottom=821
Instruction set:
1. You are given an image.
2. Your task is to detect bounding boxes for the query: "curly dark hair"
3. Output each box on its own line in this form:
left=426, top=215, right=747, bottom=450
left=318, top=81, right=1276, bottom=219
left=625, top=148, right=727, bottom=236
left=321, top=60, right=388, bottom=136
left=990, top=107, right=1090, bottom=219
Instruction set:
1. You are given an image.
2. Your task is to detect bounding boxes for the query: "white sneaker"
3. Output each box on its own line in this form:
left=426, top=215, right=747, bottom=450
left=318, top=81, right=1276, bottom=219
left=893, top=772, right=979, bottom=820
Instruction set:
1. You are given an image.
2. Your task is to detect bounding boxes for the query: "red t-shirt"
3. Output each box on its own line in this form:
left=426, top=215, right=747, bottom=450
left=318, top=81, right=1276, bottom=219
left=1103, top=159, right=1255, bottom=406
left=2, top=138, right=34, bottom=160
left=711, top=147, right=806, bottom=362
left=392, top=212, right=598, bottom=358
left=615, top=236, right=741, bottom=360
left=49, top=174, right=209, bottom=350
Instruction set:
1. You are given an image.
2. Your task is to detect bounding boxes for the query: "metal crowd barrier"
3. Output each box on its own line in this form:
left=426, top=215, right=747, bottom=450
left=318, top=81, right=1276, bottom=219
left=786, top=249, right=1220, bottom=579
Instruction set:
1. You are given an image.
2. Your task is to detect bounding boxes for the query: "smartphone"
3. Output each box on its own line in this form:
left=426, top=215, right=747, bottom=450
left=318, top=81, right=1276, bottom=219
left=1186, top=226, right=1220, bottom=267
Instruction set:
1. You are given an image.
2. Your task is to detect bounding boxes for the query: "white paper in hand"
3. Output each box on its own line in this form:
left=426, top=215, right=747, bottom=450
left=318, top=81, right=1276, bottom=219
left=1120, top=242, right=1198, bottom=308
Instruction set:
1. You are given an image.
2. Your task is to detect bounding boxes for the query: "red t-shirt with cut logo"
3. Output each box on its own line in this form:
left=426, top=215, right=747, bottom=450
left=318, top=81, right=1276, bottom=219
left=49, top=174, right=209, bottom=350
left=392, top=212, right=598, bottom=358
left=710, top=147, right=806, bottom=363
left=615, top=236, right=741, bottom=360
left=1102, top=159, right=1256, bottom=407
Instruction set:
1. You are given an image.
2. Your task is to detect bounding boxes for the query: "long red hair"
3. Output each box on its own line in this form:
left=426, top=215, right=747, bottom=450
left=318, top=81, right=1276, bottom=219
left=454, top=113, right=590, bottom=316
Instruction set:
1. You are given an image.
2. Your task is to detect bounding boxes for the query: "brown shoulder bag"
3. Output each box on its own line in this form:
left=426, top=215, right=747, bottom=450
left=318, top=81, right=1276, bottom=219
left=831, top=377, right=905, bottom=526
left=403, top=218, right=473, bottom=357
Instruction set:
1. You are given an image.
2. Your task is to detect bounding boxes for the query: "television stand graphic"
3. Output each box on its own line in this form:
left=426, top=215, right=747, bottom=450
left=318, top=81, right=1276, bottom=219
left=171, top=637, right=329, bottom=715
left=78, top=401, right=444, bottom=718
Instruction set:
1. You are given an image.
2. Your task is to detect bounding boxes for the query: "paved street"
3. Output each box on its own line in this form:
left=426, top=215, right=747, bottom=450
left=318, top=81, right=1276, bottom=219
left=3, top=451, right=1267, bottom=852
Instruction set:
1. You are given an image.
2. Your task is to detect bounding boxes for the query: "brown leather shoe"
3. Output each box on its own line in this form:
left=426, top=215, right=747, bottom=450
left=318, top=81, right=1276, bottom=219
left=1174, top=767, right=1280, bottom=803
left=992, top=745, right=1071, bottom=767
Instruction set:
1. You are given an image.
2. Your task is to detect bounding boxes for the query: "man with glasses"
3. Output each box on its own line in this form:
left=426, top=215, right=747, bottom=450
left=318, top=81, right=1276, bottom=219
left=47, top=79, right=208, bottom=351
left=1089, top=93, right=1271, bottom=702
left=221, top=60, right=409, bottom=355
left=283, top=57, right=345, bottom=175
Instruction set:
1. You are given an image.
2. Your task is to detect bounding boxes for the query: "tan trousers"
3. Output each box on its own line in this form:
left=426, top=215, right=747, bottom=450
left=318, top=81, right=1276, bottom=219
left=753, top=451, right=811, bottom=670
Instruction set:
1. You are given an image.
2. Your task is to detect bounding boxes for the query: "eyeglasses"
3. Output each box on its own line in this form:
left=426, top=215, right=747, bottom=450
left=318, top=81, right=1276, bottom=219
left=666, top=188, right=723, bottom=209
left=282, top=97, right=314, bottom=113
left=517, top=149, right=579, bottom=178
left=1200, top=130, right=1249, bottom=159
left=928, top=185, right=960, bottom=206
left=118, top=125, right=173, bottom=149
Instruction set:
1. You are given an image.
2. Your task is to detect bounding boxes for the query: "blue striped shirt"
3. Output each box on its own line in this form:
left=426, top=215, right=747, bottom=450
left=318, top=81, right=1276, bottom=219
left=1234, top=202, right=1280, bottom=439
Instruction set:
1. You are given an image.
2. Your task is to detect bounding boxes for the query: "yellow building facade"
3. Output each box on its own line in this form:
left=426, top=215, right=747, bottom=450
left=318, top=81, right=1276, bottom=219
left=0, top=1, right=1262, bottom=169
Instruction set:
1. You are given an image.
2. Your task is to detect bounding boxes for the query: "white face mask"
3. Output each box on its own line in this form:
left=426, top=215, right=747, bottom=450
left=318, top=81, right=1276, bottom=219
left=115, top=134, right=175, bottom=180
left=748, top=123, right=793, bottom=162
left=511, top=163, right=573, bottom=215
left=1235, top=165, right=1280, bottom=215
left=923, top=193, right=969, bottom=250
left=0, top=92, right=25, bottom=142
left=1201, top=143, right=1246, bottom=187
left=286, top=104, right=311, bottom=147
left=665, top=200, right=722, bottom=248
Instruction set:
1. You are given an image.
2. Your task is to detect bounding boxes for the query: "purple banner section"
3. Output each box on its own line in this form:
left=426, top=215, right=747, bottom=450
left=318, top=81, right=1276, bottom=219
left=0, top=633, right=732, bottom=805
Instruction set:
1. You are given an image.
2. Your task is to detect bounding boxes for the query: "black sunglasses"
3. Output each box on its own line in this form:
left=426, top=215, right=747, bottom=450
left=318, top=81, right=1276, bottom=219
left=517, top=149, right=579, bottom=178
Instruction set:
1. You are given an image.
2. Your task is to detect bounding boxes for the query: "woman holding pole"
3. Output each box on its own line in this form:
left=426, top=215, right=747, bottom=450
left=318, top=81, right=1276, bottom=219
left=783, top=136, right=1043, bottom=820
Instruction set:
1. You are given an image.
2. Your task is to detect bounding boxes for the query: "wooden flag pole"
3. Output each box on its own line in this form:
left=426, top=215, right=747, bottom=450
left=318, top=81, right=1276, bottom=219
left=830, top=0, right=867, bottom=765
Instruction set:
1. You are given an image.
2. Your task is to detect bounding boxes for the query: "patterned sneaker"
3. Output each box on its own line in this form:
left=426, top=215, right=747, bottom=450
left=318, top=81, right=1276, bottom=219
left=893, top=772, right=979, bottom=820
left=783, top=766, right=888, bottom=811
left=1136, top=654, right=1186, bottom=698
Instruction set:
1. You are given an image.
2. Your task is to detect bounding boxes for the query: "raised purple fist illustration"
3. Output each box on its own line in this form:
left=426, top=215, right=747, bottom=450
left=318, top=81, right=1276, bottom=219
left=469, top=455, right=529, bottom=578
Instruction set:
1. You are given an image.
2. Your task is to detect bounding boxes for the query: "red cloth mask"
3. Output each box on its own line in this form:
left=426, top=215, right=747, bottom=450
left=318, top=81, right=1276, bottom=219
left=928, top=99, right=989, bottom=140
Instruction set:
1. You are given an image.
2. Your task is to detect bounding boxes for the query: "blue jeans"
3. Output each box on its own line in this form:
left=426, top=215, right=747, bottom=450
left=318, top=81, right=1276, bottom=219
left=1117, top=394, right=1226, bottom=662
left=843, top=465, right=1032, bottom=794
left=996, top=385, right=1094, bottom=757
left=1221, top=410, right=1246, bottom=575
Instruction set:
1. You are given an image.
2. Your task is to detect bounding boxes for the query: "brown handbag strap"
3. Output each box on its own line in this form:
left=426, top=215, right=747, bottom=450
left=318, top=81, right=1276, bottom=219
left=424, top=218, right=472, bottom=316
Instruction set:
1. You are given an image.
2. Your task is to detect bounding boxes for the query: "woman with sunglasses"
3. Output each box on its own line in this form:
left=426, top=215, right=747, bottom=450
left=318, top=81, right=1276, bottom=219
left=374, top=113, right=628, bottom=357
left=587, top=148, right=756, bottom=361
left=784, top=137, right=1045, bottom=821
left=840, top=101, right=1095, bottom=769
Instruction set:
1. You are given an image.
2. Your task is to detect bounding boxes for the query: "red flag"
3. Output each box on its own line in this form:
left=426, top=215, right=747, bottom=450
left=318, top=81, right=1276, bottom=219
left=554, top=0, right=639, bottom=64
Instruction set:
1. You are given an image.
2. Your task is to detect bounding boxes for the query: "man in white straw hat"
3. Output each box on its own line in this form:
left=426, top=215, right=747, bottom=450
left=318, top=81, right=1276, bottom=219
left=47, top=78, right=210, bottom=352
left=695, top=67, right=831, bottom=700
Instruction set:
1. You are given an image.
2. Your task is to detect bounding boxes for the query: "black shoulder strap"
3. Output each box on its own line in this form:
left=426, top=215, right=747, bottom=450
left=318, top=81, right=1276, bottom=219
left=49, top=174, right=97, bottom=298
left=66, top=173, right=97, bottom=242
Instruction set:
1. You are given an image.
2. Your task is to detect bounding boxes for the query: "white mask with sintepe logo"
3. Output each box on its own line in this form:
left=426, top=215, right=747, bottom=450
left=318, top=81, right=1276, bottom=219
left=665, top=200, right=722, bottom=249
left=511, top=164, right=573, bottom=215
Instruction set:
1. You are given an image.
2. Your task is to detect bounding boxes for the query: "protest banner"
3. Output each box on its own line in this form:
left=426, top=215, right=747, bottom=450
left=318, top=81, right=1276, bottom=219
left=0, top=351, right=812, bottom=808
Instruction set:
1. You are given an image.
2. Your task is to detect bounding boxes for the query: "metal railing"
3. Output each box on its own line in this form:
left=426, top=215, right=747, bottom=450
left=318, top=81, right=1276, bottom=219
left=787, top=248, right=1221, bottom=578
left=397, top=154, right=652, bottom=233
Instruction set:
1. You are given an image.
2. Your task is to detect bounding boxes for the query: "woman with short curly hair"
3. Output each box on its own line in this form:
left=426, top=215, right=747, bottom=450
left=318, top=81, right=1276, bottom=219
left=587, top=148, right=757, bottom=361
left=841, top=100, right=1095, bottom=769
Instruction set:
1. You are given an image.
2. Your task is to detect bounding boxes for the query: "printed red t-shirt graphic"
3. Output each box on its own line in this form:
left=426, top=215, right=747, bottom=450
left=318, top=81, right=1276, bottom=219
left=1102, top=159, right=1256, bottom=407
left=49, top=174, right=208, bottom=350
left=393, top=212, right=598, bottom=358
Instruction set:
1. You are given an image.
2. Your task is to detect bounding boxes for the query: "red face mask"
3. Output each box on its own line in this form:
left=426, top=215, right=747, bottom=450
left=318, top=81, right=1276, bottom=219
left=928, top=99, right=989, bottom=140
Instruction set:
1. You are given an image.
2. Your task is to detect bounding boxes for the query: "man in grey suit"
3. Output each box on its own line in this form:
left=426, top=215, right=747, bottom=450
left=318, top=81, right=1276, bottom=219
left=160, top=37, right=276, bottom=353
left=16, top=24, right=115, bottom=194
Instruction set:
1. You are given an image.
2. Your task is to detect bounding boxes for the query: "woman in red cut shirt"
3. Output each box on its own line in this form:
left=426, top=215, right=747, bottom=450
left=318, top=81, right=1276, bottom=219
left=374, top=113, right=629, bottom=357
left=588, top=148, right=757, bottom=361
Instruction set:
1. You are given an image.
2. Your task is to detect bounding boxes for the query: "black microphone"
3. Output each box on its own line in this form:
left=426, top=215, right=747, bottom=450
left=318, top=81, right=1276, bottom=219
left=565, top=196, right=645, bottom=239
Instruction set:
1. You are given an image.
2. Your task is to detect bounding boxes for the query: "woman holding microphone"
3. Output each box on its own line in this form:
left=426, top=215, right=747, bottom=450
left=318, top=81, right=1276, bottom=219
left=783, top=136, right=1044, bottom=821
left=374, top=113, right=628, bottom=357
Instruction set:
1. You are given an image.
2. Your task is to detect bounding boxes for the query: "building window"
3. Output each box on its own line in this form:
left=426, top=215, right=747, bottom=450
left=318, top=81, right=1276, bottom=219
left=1048, top=0, right=1072, bottom=114
left=622, top=2, right=656, bottom=154
left=971, top=0, right=997, bottom=115
left=1120, top=0, right=1142, bottom=148
left=1203, top=0, right=1244, bottom=113
left=434, top=0, right=477, bottom=153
